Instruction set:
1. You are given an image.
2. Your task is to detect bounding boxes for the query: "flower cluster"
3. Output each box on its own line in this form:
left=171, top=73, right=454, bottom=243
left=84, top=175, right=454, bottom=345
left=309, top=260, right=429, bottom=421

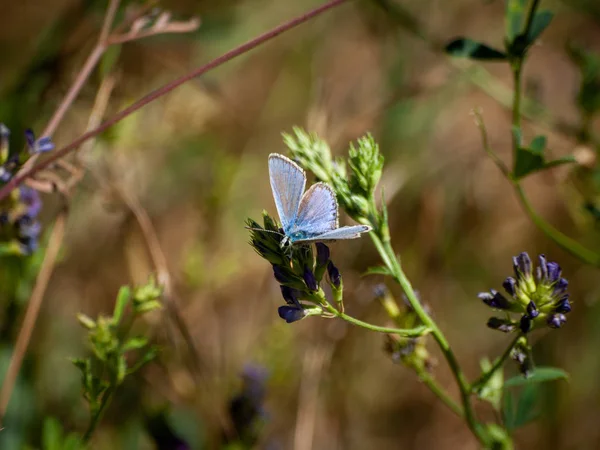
left=0, top=124, right=54, bottom=182
left=479, top=252, right=571, bottom=333
left=0, top=124, right=54, bottom=255
left=380, top=286, right=433, bottom=372
left=247, top=213, right=341, bottom=323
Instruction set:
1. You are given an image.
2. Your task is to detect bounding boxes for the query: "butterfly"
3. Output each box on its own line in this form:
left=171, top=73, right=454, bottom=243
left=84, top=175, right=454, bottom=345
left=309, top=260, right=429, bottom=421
left=268, top=153, right=371, bottom=245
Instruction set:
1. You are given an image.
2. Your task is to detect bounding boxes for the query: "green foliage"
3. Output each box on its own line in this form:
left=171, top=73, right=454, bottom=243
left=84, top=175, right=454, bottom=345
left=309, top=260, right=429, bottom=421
left=445, top=38, right=507, bottom=60
left=504, top=367, right=569, bottom=387
left=476, top=358, right=504, bottom=411
left=513, top=133, right=575, bottom=180
left=41, top=417, right=84, bottom=450
left=72, top=278, right=162, bottom=442
left=503, top=384, right=542, bottom=431
left=504, top=0, right=553, bottom=59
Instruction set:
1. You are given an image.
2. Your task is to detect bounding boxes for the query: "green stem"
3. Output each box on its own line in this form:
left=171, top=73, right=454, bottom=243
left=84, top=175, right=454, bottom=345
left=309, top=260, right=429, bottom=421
left=82, top=388, right=114, bottom=443
left=369, top=232, right=486, bottom=444
left=321, top=300, right=429, bottom=337
left=471, top=334, right=522, bottom=392
left=419, top=372, right=464, bottom=418
left=514, top=184, right=600, bottom=265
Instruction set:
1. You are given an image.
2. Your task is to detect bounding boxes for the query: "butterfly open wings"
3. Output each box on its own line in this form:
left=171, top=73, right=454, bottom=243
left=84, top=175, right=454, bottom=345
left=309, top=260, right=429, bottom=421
left=268, top=153, right=371, bottom=244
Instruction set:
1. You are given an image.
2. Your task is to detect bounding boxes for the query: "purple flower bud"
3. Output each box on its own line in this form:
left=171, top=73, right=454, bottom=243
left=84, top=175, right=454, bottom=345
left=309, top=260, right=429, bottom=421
left=503, top=277, right=517, bottom=297
left=278, top=305, right=306, bottom=323
left=546, top=262, right=561, bottom=282
left=280, top=285, right=301, bottom=307
left=554, top=295, right=571, bottom=313
left=513, top=252, right=532, bottom=279
left=519, top=315, right=532, bottom=333
left=303, top=266, right=318, bottom=291
left=315, top=243, right=330, bottom=267
left=553, top=278, right=568, bottom=296
left=272, top=265, right=291, bottom=284
left=25, top=129, right=54, bottom=154
left=487, top=317, right=516, bottom=333
left=327, top=261, right=341, bottom=288
left=478, top=290, right=512, bottom=310
left=547, top=313, right=567, bottom=328
left=537, top=254, right=548, bottom=281
left=526, top=301, right=539, bottom=318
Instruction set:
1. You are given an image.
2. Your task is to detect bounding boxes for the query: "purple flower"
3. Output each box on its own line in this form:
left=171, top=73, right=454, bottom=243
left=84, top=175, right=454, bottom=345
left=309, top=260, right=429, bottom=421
left=303, top=266, right=317, bottom=291
left=278, top=305, right=306, bottom=323
left=327, top=261, right=341, bottom=288
left=25, top=129, right=54, bottom=154
left=19, top=186, right=42, bottom=218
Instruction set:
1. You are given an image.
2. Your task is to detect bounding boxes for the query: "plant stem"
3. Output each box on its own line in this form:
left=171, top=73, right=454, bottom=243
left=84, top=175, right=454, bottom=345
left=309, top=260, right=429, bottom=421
left=471, top=334, right=522, bottom=392
left=337, top=311, right=429, bottom=336
left=0, top=0, right=349, bottom=202
left=513, top=184, right=600, bottom=265
left=418, top=372, right=464, bottom=418
left=369, top=232, right=486, bottom=444
left=82, top=388, right=114, bottom=443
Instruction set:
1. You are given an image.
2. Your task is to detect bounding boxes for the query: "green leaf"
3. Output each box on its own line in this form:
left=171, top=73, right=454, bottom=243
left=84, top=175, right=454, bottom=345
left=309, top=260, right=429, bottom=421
left=127, top=346, right=159, bottom=375
left=504, top=366, right=569, bottom=388
left=505, top=0, right=527, bottom=43
left=116, top=354, right=127, bottom=385
left=122, top=336, right=149, bottom=352
left=42, top=417, right=63, bottom=450
left=112, top=285, right=131, bottom=325
left=445, top=38, right=507, bottom=60
left=527, top=10, right=553, bottom=44
left=514, top=146, right=545, bottom=179
left=511, top=126, right=522, bottom=146
left=529, top=135, right=546, bottom=154
left=363, top=266, right=392, bottom=277
left=502, top=389, right=516, bottom=430
left=543, top=155, right=576, bottom=170
left=476, top=358, right=504, bottom=411
left=512, top=384, right=541, bottom=429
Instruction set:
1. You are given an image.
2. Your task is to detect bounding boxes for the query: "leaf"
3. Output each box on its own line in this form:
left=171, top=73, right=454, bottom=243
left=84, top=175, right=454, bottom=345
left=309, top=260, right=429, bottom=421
left=512, top=384, right=541, bottom=429
left=527, top=10, right=553, bottom=44
left=543, top=155, right=576, bottom=170
left=514, top=146, right=545, bottom=179
left=476, top=358, right=504, bottom=411
left=42, top=417, right=63, bottom=450
left=529, top=135, right=547, bottom=154
left=504, top=366, right=569, bottom=388
left=363, top=265, right=392, bottom=277
left=502, top=389, right=516, bottom=430
left=445, top=38, right=507, bottom=60
left=505, top=0, right=527, bottom=43
left=511, top=126, right=522, bottom=146
left=112, top=285, right=131, bottom=325
left=122, top=336, right=149, bottom=352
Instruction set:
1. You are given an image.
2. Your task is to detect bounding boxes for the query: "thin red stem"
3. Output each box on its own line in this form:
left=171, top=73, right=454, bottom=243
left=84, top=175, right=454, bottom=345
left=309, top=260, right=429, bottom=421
left=0, top=0, right=349, bottom=201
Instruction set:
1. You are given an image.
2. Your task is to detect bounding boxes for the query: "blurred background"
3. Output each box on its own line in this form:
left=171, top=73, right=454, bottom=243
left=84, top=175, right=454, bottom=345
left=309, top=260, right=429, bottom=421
left=1, top=0, right=600, bottom=448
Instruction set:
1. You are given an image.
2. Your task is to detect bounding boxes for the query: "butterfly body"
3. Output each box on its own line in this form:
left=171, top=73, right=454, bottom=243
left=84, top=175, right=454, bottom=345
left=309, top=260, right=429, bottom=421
left=268, top=153, right=371, bottom=245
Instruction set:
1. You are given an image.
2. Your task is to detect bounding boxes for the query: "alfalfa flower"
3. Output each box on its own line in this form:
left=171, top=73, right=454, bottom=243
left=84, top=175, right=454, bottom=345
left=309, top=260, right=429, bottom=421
left=480, top=252, right=571, bottom=333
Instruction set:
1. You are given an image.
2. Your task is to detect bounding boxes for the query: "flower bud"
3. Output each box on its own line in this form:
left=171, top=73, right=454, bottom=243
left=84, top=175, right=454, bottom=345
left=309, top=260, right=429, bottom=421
left=327, top=261, right=341, bottom=288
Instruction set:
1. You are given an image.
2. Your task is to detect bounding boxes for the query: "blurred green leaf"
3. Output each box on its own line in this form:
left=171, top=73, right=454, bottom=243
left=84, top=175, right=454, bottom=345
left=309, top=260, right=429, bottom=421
left=504, top=366, right=569, bottom=387
left=503, top=384, right=541, bottom=431
left=42, top=417, right=62, bottom=450
left=445, top=38, right=507, bottom=60
left=122, top=336, right=149, bottom=352
left=363, top=266, right=392, bottom=276
left=514, top=146, right=545, bottom=179
left=513, top=135, right=575, bottom=179
left=476, top=358, right=504, bottom=411
left=505, top=0, right=527, bottom=43
left=113, top=286, right=131, bottom=325
left=527, top=11, right=553, bottom=43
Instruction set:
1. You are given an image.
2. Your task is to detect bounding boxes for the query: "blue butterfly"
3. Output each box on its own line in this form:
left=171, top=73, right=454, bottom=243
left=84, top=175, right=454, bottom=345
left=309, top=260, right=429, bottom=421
left=269, top=153, right=371, bottom=245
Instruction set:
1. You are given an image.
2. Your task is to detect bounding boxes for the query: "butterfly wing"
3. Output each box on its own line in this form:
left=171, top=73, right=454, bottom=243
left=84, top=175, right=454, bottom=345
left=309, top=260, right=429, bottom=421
left=269, top=154, right=306, bottom=232
left=294, top=224, right=372, bottom=243
left=292, top=182, right=338, bottom=238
